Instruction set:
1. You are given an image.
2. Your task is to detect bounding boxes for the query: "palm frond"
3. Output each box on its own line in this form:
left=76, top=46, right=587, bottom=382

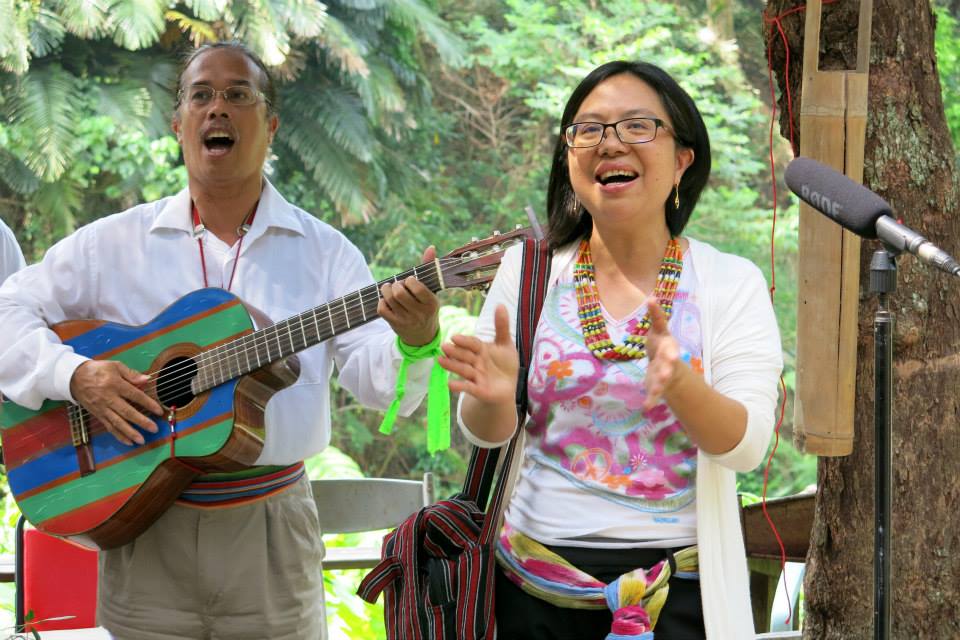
left=0, top=147, right=40, bottom=195
left=232, top=0, right=291, bottom=66
left=365, top=58, right=406, bottom=116
left=96, top=50, right=176, bottom=137
left=93, top=81, right=152, bottom=124
left=280, top=85, right=375, bottom=163
left=316, top=13, right=370, bottom=78
left=284, top=132, right=378, bottom=224
left=29, top=9, right=66, bottom=58
left=164, top=10, right=217, bottom=46
left=275, top=116, right=380, bottom=223
left=32, top=177, right=82, bottom=237
left=270, top=0, right=327, bottom=38
left=185, top=0, right=229, bottom=22
left=106, top=0, right=166, bottom=50
left=332, top=0, right=380, bottom=11
left=0, top=0, right=31, bottom=74
left=384, top=0, right=465, bottom=66
left=5, top=65, right=82, bottom=180
left=58, top=0, right=108, bottom=39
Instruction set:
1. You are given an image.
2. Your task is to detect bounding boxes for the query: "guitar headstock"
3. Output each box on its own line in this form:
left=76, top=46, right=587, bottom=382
left=439, top=226, right=537, bottom=291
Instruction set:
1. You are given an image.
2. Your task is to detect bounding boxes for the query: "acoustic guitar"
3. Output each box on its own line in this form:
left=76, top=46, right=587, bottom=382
left=0, top=228, right=531, bottom=549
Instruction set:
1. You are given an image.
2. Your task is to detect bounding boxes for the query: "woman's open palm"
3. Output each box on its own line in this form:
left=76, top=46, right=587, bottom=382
left=644, top=298, right=682, bottom=409
left=439, top=304, right=519, bottom=405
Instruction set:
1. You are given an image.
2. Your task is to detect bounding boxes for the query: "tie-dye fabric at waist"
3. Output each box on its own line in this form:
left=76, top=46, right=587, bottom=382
left=495, top=523, right=698, bottom=639
left=177, top=462, right=305, bottom=508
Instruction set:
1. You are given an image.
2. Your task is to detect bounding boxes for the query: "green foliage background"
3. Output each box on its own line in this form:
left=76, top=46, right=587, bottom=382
left=1, top=0, right=959, bottom=636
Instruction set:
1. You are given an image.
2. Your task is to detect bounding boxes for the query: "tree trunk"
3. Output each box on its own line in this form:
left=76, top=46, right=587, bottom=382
left=765, top=1, right=960, bottom=638
left=708, top=0, right=736, bottom=41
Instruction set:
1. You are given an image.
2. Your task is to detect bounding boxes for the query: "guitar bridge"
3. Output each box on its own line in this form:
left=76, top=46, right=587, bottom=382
left=68, top=404, right=97, bottom=477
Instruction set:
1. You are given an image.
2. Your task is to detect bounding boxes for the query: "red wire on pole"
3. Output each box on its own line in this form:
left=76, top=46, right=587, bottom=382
left=757, top=0, right=839, bottom=625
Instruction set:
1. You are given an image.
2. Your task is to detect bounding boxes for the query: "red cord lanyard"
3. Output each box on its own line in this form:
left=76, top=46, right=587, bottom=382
left=191, top=202, right=258, bottom=291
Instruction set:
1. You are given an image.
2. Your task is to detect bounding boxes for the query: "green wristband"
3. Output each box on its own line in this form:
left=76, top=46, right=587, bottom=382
left=378, top=333, right=451, bottom=454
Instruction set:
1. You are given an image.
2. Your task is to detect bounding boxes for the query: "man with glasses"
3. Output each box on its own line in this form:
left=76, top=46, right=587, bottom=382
left=0, top=42, right=440, bottom=639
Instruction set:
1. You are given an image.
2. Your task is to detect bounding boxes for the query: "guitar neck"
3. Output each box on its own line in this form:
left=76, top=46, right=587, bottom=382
left=191, top=261, right=445, bottom=394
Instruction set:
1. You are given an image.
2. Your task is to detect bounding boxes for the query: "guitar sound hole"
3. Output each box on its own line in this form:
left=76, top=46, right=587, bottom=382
left=156, top=356, right=199, bottom=408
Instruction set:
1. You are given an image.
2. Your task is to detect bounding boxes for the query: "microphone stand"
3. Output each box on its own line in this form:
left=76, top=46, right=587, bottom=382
left=869, top=246, right=898, bottom=640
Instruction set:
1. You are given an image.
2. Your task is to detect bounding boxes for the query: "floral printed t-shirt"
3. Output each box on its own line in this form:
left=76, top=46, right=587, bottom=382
left=505, top=247, right=703, bottom=549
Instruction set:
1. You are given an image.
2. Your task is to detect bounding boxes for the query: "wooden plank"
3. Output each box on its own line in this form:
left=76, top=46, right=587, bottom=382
left=741, top=493, right=815, bottom=561
left=750, top=558, right=781, bottom=633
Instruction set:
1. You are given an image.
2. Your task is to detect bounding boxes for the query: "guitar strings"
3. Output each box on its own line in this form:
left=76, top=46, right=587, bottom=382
left=70, top=271, right=442, bottom=428
left=159, top=261, right=447, bottom=389
left=67, top=254, right=477, bottom=429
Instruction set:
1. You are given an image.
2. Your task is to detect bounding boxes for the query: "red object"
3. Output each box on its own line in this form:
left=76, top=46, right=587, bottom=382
left=23, top=528, right=98, bottom=631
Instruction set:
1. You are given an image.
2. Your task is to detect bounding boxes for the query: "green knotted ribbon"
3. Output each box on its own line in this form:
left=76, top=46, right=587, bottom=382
left=378, top=332, right=450, bottom=454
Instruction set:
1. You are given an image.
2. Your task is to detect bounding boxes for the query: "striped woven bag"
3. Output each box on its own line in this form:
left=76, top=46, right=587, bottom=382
left=358, top=237, right=551, bottom=640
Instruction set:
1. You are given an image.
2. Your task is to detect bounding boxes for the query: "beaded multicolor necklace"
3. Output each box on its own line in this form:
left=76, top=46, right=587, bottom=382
left=574, top=237, right=683, bottom=361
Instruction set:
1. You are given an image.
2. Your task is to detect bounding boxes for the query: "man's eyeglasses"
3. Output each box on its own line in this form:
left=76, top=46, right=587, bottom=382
left=563, top=117, right=673, bottom=148
left=178, top=84, right=268, bottom=108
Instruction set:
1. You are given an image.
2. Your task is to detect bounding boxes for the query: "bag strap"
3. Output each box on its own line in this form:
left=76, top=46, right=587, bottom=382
left=460, top=237, right=550, bottom=511
left=477, top=237, right=550, bottom=542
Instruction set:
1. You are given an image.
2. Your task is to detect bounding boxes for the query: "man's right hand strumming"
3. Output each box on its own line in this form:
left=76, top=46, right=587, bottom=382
left=70, top=360, right=163, bottom=446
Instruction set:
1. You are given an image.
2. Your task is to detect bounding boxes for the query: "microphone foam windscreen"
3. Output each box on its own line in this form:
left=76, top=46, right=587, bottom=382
left=784, top=157, right=892, bottom=239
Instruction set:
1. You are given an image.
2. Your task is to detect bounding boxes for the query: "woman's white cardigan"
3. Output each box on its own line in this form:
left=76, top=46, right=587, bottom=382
left=458, top=236, right=784, bottom=639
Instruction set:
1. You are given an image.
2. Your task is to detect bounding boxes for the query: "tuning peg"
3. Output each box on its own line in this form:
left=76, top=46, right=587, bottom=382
left=471, top=236, right=479, bottom=243
left=515, top=223, right=523, bottom=229
left=492, top=230, right=501, bottom=236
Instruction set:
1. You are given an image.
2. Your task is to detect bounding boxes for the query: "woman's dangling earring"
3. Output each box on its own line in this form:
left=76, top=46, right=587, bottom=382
left=673, top=182, right=681, bottom=209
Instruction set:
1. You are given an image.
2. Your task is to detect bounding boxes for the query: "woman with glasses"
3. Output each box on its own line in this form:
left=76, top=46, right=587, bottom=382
left=439, top=60, right=782, bottom=639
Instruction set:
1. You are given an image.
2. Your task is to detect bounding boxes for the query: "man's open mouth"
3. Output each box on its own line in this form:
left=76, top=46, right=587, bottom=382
left=203, top=131, right=235, bottom=153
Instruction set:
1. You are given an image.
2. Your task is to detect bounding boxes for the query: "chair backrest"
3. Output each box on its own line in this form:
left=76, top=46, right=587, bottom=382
left=310, top=473, right=434, bottom=535
left=16, top=516, right=98, bottom=632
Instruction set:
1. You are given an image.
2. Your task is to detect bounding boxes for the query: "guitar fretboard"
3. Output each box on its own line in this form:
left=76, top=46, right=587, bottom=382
left=190, top=261, right=444, bottom=394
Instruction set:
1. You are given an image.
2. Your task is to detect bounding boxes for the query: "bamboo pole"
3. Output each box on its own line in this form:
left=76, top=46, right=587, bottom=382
left=793, top=0, right=872, bottom=456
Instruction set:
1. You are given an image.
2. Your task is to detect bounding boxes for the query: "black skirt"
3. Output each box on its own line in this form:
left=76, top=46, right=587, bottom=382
left=494, top=544, right=706, bottom=640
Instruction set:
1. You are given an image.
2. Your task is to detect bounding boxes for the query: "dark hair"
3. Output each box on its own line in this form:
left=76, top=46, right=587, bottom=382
left=545, top=60, right=711, bottom=249
left=174, top=41, right=278, bottom=116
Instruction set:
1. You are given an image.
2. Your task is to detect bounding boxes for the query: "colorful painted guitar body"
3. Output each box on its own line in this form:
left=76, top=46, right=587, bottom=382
left=0, top=228, right=530, bottom=549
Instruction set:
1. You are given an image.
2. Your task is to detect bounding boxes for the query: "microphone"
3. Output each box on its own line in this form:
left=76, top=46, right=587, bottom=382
left=784, top=157, right=960, bottom=277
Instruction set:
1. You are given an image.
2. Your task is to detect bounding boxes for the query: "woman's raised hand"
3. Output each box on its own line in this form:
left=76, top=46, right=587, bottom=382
left=643, top=298, right=686, bottom=410
left=439, top=304, right=519, bottom=406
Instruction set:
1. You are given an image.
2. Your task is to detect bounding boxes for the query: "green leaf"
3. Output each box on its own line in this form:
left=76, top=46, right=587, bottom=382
left=316, top=13, right=370, bottom=77
left=58, top=0, right=108, bottom=39
left=165, top=10, right=217, bottom=46
left=93, top=80, right=152, bottom=124
left=33, top=177, right=82, bottom=236
left=385, top=0, right=465, bottom=66
left=0, top=0, right=31, bottom=74
left=282, top=84, right=376, bottom=162
left=5, top=64, right=82, bottom=180
left=0, top=147, right=40, bottom=195
left=107, top=0, right=166, bottom=50
left=272, top=0, right=328, bottom=38
left=276, top=119, right=379, bottom=223
left=186, top=0, right=230, bottom=22
left=233, top=0, right=291, bottom=66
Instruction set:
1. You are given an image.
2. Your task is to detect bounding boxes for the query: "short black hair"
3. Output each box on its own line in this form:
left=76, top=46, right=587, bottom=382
left=545, top=60, right=711, bottom=249
left=174, top=41, right=277, bottom=116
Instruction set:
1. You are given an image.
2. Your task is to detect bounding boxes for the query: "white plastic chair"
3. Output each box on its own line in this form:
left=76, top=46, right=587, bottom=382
left=311, top=473, right=435, bottom=570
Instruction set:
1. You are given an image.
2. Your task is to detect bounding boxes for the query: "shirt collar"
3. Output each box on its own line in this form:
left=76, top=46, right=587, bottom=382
left=150, top=177, right=307, bottom=239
